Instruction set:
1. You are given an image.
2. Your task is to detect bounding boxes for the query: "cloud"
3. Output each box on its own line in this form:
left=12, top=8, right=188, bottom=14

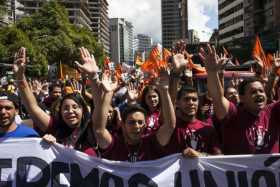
left=108, top=0, right=218, bottom=43
left=188, top=0, right=218, bottom=41
left=108, top=0, right=161, bottom=42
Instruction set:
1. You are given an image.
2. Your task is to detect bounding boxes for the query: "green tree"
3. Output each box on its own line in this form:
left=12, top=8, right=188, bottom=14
left=0, top=0, right=104, bottom=77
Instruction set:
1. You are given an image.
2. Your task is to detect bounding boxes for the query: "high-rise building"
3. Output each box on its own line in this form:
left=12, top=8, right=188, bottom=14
left=218, top=0, right=244, bottom=45
left=134, top=34, right=153, bottom=60
left=88, top=0, right=110, bottom=55
left=0, top=0, right=22, bottom=25
left=17, top=0, right=92, bottom=30
left=188, top=29, right=200, bottom=44
left=244, top=0, right=280, bottom=50
left=218, top=0, right=280, bottom=50
left=110, top=18, right=134, bottom=64
left=161, top=0, right=188, bottom=49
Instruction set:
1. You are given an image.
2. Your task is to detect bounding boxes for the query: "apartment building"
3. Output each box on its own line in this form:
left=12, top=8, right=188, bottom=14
left=161, top=0, right=188, bottom=49
left=218, top=0, right=244, bottom=45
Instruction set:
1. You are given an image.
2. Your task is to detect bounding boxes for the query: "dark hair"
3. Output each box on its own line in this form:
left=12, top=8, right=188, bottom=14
left=177, top=85, right=197, bottom=100
left=140, top=85, right=160, bottom=111
left=54, top=93, right=90, bottom=140
left=238, top=78, right=262, bottom=96
left=49, top=82, right=62, bottom=93
left=225, top=86, right=237, bottom=94
left=0, top=92, right=19, bottom=109
left=121, top=104, right=147, bottom=122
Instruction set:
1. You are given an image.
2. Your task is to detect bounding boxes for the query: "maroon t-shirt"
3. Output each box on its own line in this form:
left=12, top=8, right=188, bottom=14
left=46, top=117, right=98, bottom=157
left=100, top=132, right=164, bottom=162
left=164, top=118, right=221, bottom=155
left=220, top=102, right=280, bottom=154
left=143, top=110, right=160, bottom=136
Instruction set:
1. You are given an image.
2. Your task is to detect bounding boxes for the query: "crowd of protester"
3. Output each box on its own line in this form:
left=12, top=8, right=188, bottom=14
left=1, top=41, right=280, bottom=162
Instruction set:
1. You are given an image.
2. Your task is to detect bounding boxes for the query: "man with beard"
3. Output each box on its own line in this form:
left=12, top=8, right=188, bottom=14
left=0, top=93, right=38, bottom=138
left=200, top=44, right=280, bottom=154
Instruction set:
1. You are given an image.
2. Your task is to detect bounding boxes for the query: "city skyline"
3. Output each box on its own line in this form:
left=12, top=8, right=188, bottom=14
left=108, top=0, right=218, bottom=42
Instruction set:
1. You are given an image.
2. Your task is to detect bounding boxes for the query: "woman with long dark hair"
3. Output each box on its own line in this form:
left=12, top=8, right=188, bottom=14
left=140, top=85, right=161, bottom=135
left=13, top=47, right=98, bottom=156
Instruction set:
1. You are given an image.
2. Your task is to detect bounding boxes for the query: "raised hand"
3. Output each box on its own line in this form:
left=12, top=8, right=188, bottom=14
left=70, top=79, right=82, bottom=94
left=173, top=40, right=186, bottom=54
left=127, top=82, right=139, bottom=101
left=272, top=51, right=280, bottom=74
left=172, top=54, right=187, bottom=73
left=101, top=72, right=118, bottom=93
left=31, top=80, right=43, bottom=96
left=199, top=44, right=227, bottom=72
left=13, top=47, right=27, bottom=77
left=75, top=47, right=99, bottom=76
left=156, top=67, right=170, bottom=90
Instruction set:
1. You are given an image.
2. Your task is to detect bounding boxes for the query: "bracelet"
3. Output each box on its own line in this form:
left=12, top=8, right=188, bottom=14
left=15, top=80, right=27, bottom=89
left=89, top=73, right=99, bottom=81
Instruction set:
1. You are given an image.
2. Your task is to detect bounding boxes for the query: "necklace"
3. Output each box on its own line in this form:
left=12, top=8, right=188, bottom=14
left=125, top=138, right=143, bottom=162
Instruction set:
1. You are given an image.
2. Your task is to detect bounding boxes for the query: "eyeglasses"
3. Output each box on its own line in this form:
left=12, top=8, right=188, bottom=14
left=126, top=120, right=145, bottom=126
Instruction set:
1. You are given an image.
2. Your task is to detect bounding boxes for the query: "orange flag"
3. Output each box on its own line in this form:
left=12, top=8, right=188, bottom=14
left=135, top=55, right=144, bottom=66
left=222, top=46, right=230, bottom=58
left=266, top=53, right=274, bottom=67
left=189, top=59, right=206, bottom=74
left=103, top=56, right=110, bottom=70
left=141, top=46, right=164, bottom=76
left=252, top=36, right=269, bottom=69
left=162, top=48, right=172, bottom=63
left=149, top=47, right=161, bottom=62
left=59, top=61, right=64, bottom=80
left=115, top=63, right=122, bottom=80
left=235, top=58, right=240, bottom=66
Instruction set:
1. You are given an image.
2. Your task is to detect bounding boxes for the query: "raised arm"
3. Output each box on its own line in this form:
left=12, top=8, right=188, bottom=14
left=75, top=47, right=101, bottom=104
left=156, top=68, right=176, bottom=146
left=199, top=45, right=230, bottom=120
left=14, top=47, right=50, bottom=132
left=74, top=47, right=113, bottom=148
left=92, top=73, right=118, bottom=149
left=169, top=54, right=187, bottom=104
left=266, top=52, right=280, bottom=103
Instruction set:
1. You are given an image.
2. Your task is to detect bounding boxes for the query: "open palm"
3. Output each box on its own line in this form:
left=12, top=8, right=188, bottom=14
left=101, top=73, right=118, bottom=92
left=75, top=47, right=99, bottom=75
left=13, top=47, right=27, bottom=76
left=199, top=45, right=226, bottom=72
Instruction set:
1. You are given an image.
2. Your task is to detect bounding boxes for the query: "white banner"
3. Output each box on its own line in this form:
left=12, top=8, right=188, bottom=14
left=0, top=138, right=279, bottom=187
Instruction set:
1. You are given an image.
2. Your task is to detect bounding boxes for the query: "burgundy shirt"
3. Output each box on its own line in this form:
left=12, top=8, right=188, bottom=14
left=164, top=118, right=221, bottom=155
left=47, top=117, right=98, bottom=157
left=100, top=132, right=164, bottom=162
left=220, top=102, right=280, bottom=155
left=143, top=110, right=160, bottom=135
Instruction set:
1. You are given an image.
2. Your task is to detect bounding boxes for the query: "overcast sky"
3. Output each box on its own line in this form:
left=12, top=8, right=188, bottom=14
left=108, top=0, right=218, bottom=43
